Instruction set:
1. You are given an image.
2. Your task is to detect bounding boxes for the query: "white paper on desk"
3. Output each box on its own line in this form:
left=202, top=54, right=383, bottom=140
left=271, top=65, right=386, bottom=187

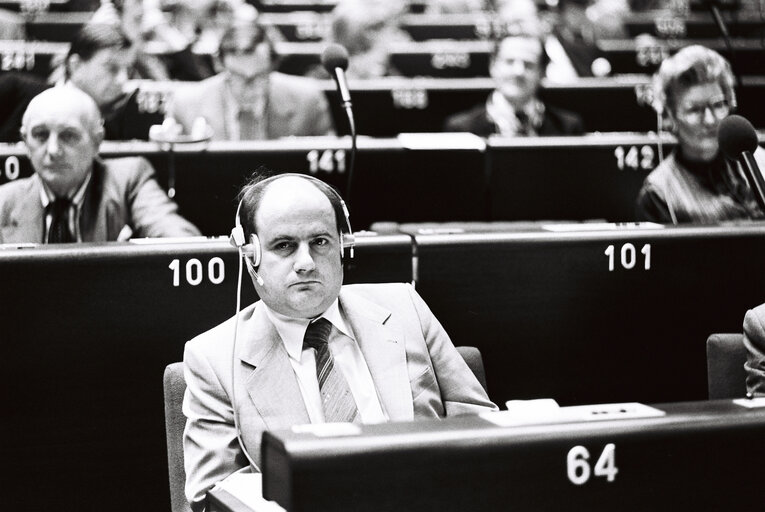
left=483, top=402, right=665, bottom=427
left=542, top=222, right=664, bottom=232
left=733, top=397, right=765, bottom=408
left=398, top=132, right=487, bottom=151
left=129, top=236, right=227, bottom=244
left=214, top=472, right=286, bottom=512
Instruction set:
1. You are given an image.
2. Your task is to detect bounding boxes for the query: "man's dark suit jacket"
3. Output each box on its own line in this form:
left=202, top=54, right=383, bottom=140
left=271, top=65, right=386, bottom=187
left=444, top=100, right=585, bottom=136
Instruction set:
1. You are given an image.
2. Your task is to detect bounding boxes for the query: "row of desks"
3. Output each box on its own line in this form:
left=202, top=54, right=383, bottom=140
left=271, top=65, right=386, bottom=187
left=0, top=133, right=679, bottom=231
left=133, top=75, right=765, bottom=134
left=0, top=0, right=741, bottom=12
left=127, top=75, right=697, bottom=135
left=2, top=224, right=765, bottom=509
left=20, top=10, right=765, bottom=43
left=3, top=37, right=765, bottom=78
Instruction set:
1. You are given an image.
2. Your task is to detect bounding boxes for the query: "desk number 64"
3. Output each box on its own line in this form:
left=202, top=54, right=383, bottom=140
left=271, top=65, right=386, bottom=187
left=567, top=444, right=618, bottom=485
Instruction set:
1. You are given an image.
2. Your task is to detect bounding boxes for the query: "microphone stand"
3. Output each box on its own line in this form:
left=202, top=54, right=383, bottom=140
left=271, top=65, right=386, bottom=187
left=740, top=152, right=765, bottom=214
left=149, top=124, right=214, bottom=199
left=705, top=0, right=742, bottom=89
left=343, top=101, right=357, bottom=211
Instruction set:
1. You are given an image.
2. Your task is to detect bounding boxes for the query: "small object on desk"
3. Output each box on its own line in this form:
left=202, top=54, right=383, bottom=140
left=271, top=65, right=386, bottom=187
left=733, top=396, right=765, bottom=408
left=209, top=473, right=286, bottom=512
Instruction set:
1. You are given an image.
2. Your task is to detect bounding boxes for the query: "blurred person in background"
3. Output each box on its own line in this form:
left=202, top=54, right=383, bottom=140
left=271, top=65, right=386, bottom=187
left=165, top=9, right=334, bottom=140
left=91, top=0, right=222, bottom=80
left=635, top=45, right=765, bottom=223
left=444, top=28, right=584, bottom=136
left=0, top=23, right=148, bottom=141
left=544, top=0, right=619, bottom=78
left=311, top=0, right=410, bottom=79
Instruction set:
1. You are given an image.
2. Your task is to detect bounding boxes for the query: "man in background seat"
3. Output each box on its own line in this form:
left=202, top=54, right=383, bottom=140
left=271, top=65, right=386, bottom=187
left=444, top=29, right=584, bottom=136
left=0, top=86, right=200, bottom=243
left=166, top=9, right=334, bottom=141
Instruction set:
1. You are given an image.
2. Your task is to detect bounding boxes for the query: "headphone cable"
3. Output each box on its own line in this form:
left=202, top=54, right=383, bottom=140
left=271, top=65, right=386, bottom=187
left=230, top=247, right=261, bottom=472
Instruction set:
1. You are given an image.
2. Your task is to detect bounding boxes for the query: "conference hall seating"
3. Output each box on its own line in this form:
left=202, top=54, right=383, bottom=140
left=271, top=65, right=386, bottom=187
left=4, top=134, right=765, bottom=231
left=623, top=9, right=765, bottom=38
left=0, top=133, right=678, bottom=231
left=0, top=235, right=412, bottom=512
left=131, top=75, right=765, bottom=134
left=4, top=1, right=765, bottom=511
left=598, top=37, right=765, bottom=75
left=4, top=223, right=765, bottom=511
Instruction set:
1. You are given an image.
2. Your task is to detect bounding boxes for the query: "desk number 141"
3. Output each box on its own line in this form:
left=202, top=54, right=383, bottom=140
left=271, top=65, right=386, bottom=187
left=604, top=243, right=651, bottom=271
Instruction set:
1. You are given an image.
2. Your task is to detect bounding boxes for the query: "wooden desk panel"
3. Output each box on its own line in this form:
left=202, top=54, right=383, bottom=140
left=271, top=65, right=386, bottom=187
left=414, top=225, right=765, bottom=406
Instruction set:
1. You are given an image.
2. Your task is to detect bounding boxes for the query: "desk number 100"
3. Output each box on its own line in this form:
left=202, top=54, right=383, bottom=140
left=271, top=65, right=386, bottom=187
left=604, top=243, right=651, bottom=271
left=169, top=257, right=225, bottom=286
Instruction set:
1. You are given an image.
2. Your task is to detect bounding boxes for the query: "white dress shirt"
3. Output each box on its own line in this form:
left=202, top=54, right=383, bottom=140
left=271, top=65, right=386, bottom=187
left=263, top=300, right=388, bottom=424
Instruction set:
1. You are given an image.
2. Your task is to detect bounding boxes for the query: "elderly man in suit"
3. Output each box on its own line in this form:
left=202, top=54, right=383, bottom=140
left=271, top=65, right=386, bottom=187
left=182, top=172, right=497, bottom=511
left=0, top=86, right=200, bottom=243
left=444, top=29, right=584, bottom=137
left=166, top=10, right=335, bottom=141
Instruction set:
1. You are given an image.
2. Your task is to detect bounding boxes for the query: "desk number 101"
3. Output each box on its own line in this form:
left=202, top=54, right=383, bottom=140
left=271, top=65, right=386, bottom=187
left=604, top=243, right=651, bottom=271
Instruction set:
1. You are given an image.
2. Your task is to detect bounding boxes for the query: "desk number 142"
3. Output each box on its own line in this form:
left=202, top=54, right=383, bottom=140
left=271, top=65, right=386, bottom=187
left=604, top=243, right=651, bottom=271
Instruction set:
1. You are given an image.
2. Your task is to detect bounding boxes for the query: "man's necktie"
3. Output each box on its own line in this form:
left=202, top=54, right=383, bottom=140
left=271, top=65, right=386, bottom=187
left=238, top=107, right=259, bottom=140
left=48, top=198, right=74, bottom=243
left=516, top=110, right=531, bottom=136
left=303, top=318, right=359, bottom=423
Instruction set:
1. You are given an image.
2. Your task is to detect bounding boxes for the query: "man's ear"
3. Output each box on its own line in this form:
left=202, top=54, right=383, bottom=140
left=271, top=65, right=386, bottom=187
left=664, top=109, right=677, bottom=133
left=92, top=120, right=105, bottom=146
left=66, top=54, right=82, bottom=77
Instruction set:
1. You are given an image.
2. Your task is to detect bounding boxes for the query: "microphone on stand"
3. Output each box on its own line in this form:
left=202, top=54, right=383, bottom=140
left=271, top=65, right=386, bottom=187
left=718, top=114, right=765, bottom=213
left=321, top=44, right=357, bottom=209
left=703, top=0, right=741, bottom=89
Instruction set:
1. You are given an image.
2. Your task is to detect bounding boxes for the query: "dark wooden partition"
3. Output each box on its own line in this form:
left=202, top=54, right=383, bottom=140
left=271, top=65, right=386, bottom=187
left=413, top=224, right=765, bottom=406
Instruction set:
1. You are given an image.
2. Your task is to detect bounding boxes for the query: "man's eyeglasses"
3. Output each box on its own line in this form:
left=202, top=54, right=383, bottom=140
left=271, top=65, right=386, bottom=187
left=677, top=99, right=730, bottom=124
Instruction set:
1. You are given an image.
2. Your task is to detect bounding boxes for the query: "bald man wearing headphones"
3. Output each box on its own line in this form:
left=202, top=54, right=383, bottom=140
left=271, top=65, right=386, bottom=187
left=182, top=172, right=497, bottom=511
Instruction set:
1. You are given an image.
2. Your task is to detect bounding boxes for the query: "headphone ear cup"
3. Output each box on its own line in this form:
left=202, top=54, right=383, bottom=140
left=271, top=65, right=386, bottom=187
left=249, top=233, right=261, bottom=267
left=240, top=233, right=261, bottom=267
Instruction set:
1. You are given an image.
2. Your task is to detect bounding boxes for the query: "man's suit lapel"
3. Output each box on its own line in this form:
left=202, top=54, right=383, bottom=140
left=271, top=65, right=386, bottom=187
left=238, top=303, right=310, bottom=429
left=198, top=74, right=229, bottom=140
left=340, top=288, right=414, bottom=422
left=1, top=177, right=44, bottom=243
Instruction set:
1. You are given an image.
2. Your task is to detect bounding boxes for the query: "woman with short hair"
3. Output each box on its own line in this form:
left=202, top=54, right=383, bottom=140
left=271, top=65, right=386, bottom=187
left=636, top=45, right=765, bottom=224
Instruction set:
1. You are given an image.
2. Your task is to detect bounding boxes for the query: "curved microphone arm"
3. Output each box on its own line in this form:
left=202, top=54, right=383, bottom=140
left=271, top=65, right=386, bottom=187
left=344, top=103, right=357, bottom=211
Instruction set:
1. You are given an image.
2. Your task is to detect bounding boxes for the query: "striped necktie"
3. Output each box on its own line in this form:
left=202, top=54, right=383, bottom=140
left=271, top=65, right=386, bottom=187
left=303, top=318, right=359, bottom=423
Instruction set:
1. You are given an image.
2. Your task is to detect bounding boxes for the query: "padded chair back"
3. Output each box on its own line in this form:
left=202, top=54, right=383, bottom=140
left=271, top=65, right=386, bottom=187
left=162, top=347, right=486, bottom=511
left=706, top=333, right=747, bottom=399
left=163, top=362, right=191, bottom=512
left=456, top=345, right=488, bottom=393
